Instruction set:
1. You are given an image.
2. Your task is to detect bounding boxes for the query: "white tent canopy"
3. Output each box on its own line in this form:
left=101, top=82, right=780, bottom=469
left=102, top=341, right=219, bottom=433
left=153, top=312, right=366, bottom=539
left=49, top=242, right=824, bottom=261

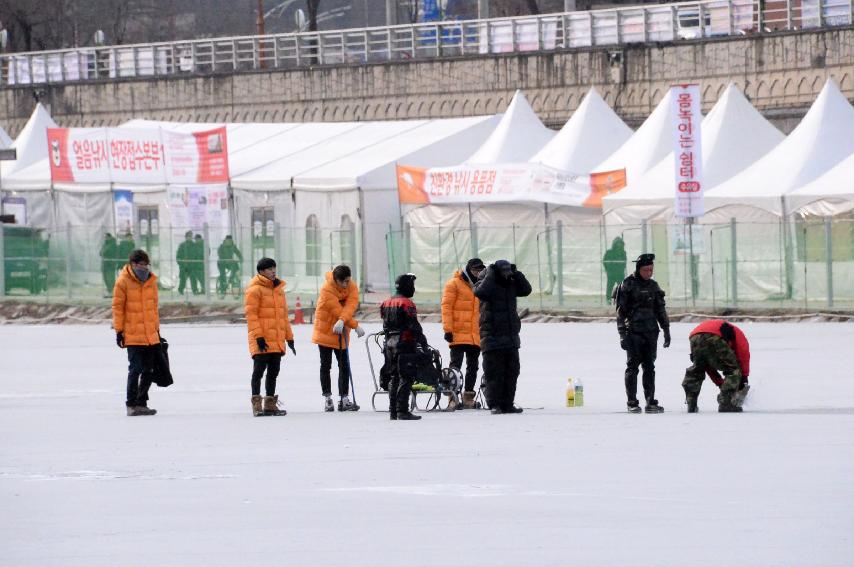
left=529, top=87, right=632, bottom=173
left=603, top=84, right=785, bottom=224
left=1, top=103, right=57, bottom=179
left=593, top=89, right=675, bottom=185
left=704, top=79, right=854, bottom=217
left=787, top=153, right=854, bottom=216
left=464, top=90, right=554, bottom=163
left=0, top=127, right=12, bottom=149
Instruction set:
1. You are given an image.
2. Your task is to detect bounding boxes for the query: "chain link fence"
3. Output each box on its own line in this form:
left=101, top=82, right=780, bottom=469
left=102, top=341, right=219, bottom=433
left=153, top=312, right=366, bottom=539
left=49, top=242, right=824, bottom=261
left=387, top=216, right=854, bottom=310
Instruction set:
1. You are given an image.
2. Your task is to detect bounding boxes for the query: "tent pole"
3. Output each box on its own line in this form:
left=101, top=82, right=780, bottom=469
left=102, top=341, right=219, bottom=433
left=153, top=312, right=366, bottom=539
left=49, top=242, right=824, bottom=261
left=556, top=220, right=564, bottom=307
left=730, top=218, right=738, bottom=307
left=781, top=196, right=794, bottom=300
left=825, top=216, right=833, bottom=308
left=358, top=186, right=367, bottom=294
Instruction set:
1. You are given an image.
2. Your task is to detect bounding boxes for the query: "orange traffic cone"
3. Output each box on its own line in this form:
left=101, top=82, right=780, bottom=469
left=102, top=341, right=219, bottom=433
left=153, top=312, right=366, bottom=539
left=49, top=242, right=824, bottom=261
left=293, top=296, right=305, bottom=325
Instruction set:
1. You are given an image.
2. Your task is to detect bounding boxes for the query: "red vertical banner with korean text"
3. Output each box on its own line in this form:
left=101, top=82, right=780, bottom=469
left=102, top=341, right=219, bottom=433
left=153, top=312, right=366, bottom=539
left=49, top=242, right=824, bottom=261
left=671, top=84, right=704, bottom=218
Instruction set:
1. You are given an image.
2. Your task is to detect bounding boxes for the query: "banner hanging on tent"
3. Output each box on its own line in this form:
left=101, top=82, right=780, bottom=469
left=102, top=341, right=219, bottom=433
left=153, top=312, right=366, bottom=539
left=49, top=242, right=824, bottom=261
left=671, top=84, right=704, bottom=218
left=113, top=190, right=134, bottom=235
left=47, top=126, right=229, bottom=185
left=396, top=163, right=626, bottom=207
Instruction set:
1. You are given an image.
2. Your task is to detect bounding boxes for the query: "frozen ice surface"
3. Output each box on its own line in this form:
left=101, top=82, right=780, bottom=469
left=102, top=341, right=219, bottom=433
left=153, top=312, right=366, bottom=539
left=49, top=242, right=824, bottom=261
left=1, top=322, right=853, bottom=566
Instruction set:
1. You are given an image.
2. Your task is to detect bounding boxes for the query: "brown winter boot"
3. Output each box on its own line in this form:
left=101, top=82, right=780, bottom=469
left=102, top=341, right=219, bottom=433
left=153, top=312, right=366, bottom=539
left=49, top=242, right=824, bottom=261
left=251, top=395, right=264, bottom=417
left=444, top=393, right=459, bottom=411
left=263, top=395, right=287, bottom=416
left=462, top=391, right=476, bottom=409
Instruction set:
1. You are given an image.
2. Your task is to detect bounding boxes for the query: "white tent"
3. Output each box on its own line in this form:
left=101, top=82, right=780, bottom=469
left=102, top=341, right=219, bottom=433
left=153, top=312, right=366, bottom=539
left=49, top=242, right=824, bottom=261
left=228, top=116, right=498, bottom=290
left=405, top=90, right=619, bottom=299
left=2, top=103, right=57, bottom=178
left=464, top=90, right=554, bottom=163
left=603, top=84, right=785, bottom=225
left=0, top=127, right=12, bottom=149
left=593, top=89, right=675, bottom=186
left=0, top=104, right=59, bottom=229
left=530, top=87, right=632, bottom=173
left=704, top=79, right=854, bottom=218
left=2, top=116, right=499, bottom=293
left=787, top=153, right=854, bottom=216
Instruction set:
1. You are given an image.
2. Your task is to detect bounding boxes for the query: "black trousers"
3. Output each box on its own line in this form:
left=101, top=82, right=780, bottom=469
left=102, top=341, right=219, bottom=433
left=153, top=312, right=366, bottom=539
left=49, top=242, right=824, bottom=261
left=318, top=345, right=349, bottom=397
left=625, top=331, right=658, bottom=403
left=482, top=348, right=521, bottom=411
left=386, top=349, right=414, bottom=415
left=126, top=345, right=158, bottom=407
left=449, top=344, right=481, bottom=392
left=252, top=353, right=282, bottom=396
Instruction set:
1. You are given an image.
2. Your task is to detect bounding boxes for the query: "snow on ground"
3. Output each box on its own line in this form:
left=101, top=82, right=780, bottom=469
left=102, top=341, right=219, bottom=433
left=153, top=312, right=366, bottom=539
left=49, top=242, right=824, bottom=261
left=1, top=322, right=853, bottom=566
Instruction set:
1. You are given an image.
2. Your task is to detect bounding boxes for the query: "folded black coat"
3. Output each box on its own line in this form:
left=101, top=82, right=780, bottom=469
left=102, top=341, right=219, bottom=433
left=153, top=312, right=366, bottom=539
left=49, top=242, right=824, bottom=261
left=147, top=338, right=174, bottom=388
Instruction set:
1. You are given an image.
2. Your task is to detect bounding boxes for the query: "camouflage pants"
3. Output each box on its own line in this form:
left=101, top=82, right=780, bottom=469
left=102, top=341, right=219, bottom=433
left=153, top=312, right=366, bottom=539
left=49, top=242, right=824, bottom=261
left=682, top=333, right=742, bottom=406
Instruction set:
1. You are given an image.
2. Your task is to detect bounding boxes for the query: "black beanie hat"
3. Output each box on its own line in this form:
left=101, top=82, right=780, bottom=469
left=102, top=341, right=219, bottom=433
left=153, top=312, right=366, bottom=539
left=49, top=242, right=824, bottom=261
left=256, top=257, right=276, bottom=272
left=466, top=258, right=485, bottom=272
left=635, top=253, right=655, bottom=268
left=395, top=273, right=416, bottom=298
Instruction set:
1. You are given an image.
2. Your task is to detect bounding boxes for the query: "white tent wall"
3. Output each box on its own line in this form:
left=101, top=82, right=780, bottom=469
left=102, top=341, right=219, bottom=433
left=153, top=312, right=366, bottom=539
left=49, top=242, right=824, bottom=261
left=292, top=189, right=361, bottom=297
left=548, top=206, right=609, bottom=300
left=53, top=189, right=113, bottom=288
left=403, top=204, right=470, bottom=298
left=230, top=187, right=295, bottom=285
left=127, top=188, right=176, bottom=289
left=0, top=188, right=54, bottom=228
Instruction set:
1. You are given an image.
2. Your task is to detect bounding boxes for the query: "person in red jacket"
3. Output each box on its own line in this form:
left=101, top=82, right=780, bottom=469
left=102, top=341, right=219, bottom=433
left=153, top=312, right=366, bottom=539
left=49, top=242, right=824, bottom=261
left=682, top=319, right=750, bottom=413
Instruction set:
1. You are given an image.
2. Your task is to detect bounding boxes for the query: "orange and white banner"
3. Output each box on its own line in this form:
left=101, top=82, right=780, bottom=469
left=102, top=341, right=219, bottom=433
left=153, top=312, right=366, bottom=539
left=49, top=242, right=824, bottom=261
left=47, top=126, right=229, bottom=185
left=671, top=84, right=704, bottom=218
left=396, top=163, right=626, bottom=208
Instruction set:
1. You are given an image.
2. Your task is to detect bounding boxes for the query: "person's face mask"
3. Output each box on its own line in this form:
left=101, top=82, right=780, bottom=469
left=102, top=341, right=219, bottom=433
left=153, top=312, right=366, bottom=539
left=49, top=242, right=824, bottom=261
left=132, top=263, right=151, bottom=281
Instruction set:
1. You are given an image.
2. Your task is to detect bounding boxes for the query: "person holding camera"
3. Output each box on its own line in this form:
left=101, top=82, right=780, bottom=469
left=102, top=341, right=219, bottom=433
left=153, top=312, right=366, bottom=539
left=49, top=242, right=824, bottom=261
left=473, top=260, right=532, bottom=414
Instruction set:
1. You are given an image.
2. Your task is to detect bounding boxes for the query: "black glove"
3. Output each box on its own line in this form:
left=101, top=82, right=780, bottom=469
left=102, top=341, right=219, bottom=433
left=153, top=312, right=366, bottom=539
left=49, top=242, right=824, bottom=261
left=256, top=337, right=268, bottom=352
left=619, top=334, right=629, bottom=351
left=287, top=340, right=296, bottom=355
left=444, top=332, right=453, bottom=343
left=663, top=329, right=671, bottom=348
left=116, top=331, right=125, bottom=348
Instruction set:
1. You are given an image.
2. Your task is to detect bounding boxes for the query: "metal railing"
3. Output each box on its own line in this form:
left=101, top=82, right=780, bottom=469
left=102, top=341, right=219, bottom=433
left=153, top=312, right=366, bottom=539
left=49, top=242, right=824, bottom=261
left=2, top=0, right=851, bottom=87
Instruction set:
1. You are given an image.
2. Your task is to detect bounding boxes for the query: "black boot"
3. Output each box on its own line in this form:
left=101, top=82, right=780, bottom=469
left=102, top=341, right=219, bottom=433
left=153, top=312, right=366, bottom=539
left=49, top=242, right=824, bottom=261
left=686, top=397, right=698, bottom=413
left=396, top=411, right=422, bottom=420
left=645, top=398, right=664, bottom=413
left=627, top=400, right=642, bottom=414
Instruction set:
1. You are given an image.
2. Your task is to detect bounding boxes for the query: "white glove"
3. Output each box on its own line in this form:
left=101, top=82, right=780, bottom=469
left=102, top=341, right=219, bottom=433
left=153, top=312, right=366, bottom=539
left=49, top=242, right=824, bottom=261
left=355, top=325, right=365, bottom=338
left=332, top=319, right=345, bottom=335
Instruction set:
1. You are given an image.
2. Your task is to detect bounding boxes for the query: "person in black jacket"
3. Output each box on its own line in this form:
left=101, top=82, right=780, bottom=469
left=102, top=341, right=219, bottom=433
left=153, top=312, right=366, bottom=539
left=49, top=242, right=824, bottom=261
left=380, top=273, right=427, bottom=421
left=614, top=253, right=670, bottom=414
left=473, top=260, right=532, bottom=414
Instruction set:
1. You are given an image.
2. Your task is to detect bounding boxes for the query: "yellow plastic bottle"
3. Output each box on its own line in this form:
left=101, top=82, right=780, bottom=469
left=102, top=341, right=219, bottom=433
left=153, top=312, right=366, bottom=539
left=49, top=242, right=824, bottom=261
left=566, top=378, right=575, bottom=407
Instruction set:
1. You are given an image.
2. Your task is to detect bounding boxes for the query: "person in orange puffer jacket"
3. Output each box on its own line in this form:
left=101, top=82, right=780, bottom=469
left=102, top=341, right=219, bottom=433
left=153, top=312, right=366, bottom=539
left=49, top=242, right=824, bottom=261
left=441, top=258, right=485, bottom=410
left=245, top=257, right=296, bottom=417
left=112, top=249, right=161, bottom=416
left=311, top=265, right=364, bottom=412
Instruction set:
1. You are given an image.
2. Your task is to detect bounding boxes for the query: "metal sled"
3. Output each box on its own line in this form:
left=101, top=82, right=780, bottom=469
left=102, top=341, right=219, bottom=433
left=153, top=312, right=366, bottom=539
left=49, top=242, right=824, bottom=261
left=365, top=331, right=463, bottom=413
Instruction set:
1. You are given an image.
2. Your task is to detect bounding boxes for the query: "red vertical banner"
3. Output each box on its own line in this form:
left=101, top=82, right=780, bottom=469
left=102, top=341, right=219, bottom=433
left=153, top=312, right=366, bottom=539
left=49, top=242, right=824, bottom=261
left=46, top=128, right=74, bottom=183
left=194, top=127, right=229, bottom=183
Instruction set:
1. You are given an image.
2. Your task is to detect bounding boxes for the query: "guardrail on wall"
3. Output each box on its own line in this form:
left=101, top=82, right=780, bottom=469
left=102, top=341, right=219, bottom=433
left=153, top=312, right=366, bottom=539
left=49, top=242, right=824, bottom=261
left=1, top=0, right=852, bottom=86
